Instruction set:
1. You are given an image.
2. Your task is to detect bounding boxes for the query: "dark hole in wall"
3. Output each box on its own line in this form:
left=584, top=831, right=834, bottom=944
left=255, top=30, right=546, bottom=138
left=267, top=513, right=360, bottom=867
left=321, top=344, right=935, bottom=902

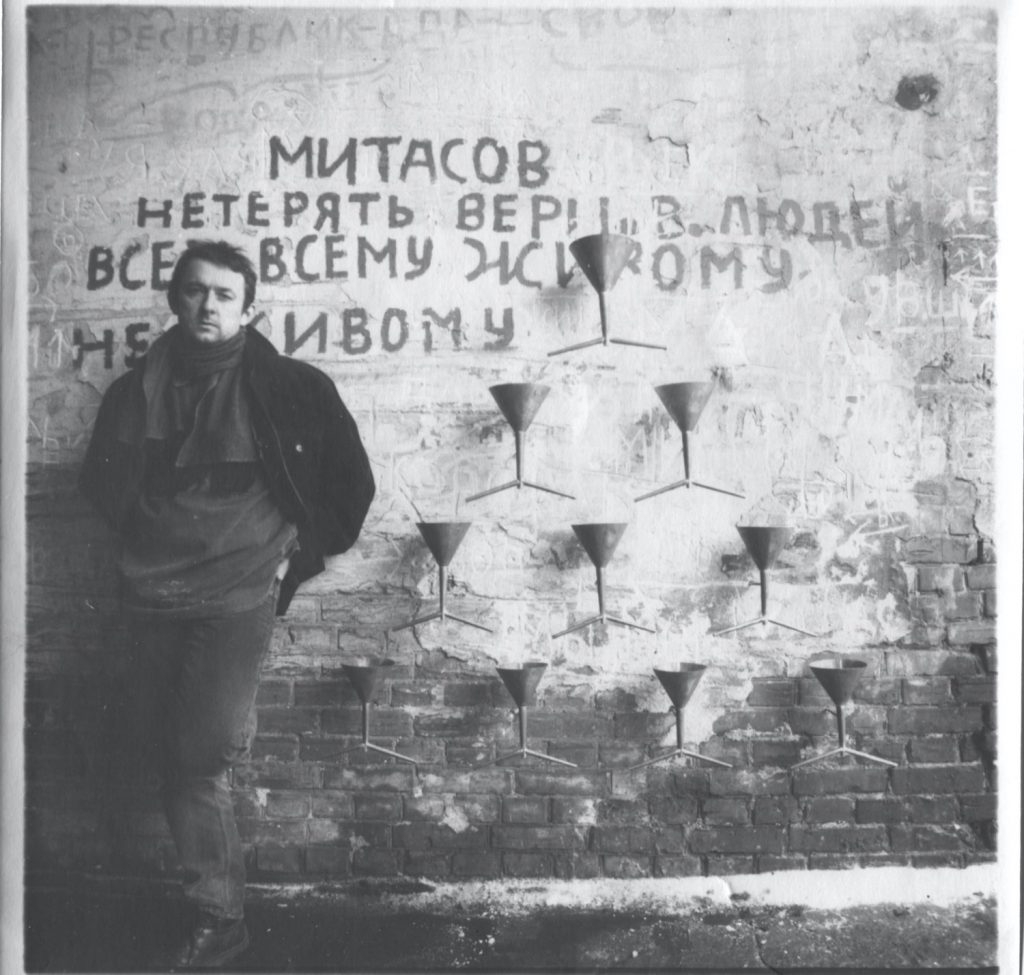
left=895, top=74, right=940, bottom=110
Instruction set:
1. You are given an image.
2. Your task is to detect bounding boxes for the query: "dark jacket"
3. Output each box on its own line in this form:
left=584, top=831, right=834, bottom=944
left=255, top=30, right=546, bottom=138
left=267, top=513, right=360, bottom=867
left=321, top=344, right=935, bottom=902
left=78, top=325, right=375, bottom=615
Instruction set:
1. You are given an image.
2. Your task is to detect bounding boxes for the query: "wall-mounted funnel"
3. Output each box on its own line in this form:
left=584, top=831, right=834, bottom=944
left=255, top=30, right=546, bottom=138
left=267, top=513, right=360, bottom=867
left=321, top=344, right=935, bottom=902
left=636, top=383, right=745, bottom=502
left=553, top=522, right=654, bottom=638
left=481, top=661, right=577, bottom=768
left=417, top=521, right=471, bottom=567
left=331, top=656, right=416, bottom=766
left=497, top=661, right=548, bottom=708
left=793, top=657, right=896, bottom=770
left=467, top=384, right=575, bottom=502
left=549, top=233, right=667, bottom=356
left=628, top=662, right=731, bottom=771
left=391, top=521, right=492, bottom=634
left=713, top=525, right=817, bottom=638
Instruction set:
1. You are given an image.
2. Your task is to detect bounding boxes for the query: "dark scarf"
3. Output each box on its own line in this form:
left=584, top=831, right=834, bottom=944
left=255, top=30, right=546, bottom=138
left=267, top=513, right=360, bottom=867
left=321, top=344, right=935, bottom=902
left=118, top=327, right=258, bottom=496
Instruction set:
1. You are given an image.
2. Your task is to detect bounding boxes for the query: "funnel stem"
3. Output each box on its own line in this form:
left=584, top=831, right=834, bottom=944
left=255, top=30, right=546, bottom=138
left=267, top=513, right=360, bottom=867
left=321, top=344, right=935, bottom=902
left=681, top=431, right=691, bottom=482
left=438, top=565, right=448, bottom=618
left=518, top=705, right=528, bottom=750
left=514, top=429, right=525, bottom=486
left=837, top=705, right=846, bottom=749
left=674, top=707, right=684, bottom=751
left=598, top=291, right=609, bottom=343
left=595, top=566, right=606, bottom=616
left=759, top=568, right=768, bottom=618
left=362, top=700, right=371, bottom=746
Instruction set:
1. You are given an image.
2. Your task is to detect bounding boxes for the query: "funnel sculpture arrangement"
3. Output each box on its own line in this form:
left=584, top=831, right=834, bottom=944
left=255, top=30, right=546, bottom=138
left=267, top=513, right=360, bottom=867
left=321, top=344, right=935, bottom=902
left=630, top=663, right=732, bottom=771
left=793, top=658, right=897, bottom=769
left=482, top=662, right=577, bottom=768
left=549, top=233, right=668, bottom=357
left=553, top=523, right=655, bottom=638
left=391, top=522, right=493, bottom=634
left=713, top=526, right=818, bottom=637
left=635, top=382, right=744, bottom=501
left=333, top=657, right=417, bottom=765
left=467, top=384, right=575, bottom=502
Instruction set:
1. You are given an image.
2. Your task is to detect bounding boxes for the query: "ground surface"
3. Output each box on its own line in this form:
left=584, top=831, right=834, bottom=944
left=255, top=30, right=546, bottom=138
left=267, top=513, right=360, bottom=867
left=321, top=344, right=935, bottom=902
left=23, top=874, right=999, bottom=973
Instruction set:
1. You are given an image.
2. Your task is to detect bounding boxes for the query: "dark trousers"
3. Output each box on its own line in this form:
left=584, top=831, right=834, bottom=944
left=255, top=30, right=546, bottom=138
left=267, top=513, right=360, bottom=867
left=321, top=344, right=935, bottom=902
left=130, top=589, right=277, bottom=920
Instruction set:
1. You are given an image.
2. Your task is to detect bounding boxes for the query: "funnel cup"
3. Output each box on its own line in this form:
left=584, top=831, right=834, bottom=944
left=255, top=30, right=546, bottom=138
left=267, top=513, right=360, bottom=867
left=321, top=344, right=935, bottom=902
left=341, top=656, right=394, bottom=704
left=489, top=383, right=549, bottom=432
left=737, top=525, right=793, bottom=572
left=810, top=659, right=866, bottom=707
left=497, top=661, right=548, bottom=708
left=654, top=663, right=707, bottom=710
left=572, top=522, right=627, bottom=568
left=417, top=521, right=472, bottom=566
left=655, top=382, right=714, bottom=433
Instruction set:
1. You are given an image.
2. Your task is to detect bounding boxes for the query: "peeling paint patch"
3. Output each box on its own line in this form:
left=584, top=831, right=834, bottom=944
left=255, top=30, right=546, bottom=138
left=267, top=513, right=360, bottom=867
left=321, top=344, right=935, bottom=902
left=441, top=801, right=471, bottom=833
left=895, top=74, right=940, bottom=110
left=647, top=98, right=696, bottom=148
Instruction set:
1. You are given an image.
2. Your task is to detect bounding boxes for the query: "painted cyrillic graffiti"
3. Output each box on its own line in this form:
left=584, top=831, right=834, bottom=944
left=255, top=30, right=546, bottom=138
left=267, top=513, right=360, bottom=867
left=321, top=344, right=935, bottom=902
left=62, top=303, right=516, bottom=372
left=65, top=129, right=948, bottom=371
left=269, top=135, right=551, bottom=188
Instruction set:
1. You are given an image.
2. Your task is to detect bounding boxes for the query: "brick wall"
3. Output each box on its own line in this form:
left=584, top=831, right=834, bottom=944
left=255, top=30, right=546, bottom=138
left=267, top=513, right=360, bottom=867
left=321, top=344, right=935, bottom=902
left=25, top=467, right=996, bottom=882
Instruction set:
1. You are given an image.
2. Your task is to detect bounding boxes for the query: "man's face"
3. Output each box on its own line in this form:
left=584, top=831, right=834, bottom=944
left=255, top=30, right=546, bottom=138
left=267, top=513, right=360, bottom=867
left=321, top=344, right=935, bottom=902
left=176, top=258, right=251, bottom=345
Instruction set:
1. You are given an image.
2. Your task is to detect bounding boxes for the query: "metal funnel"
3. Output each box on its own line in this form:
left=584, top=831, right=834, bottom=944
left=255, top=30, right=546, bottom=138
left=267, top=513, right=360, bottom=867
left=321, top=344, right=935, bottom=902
left=417, top=521, right=471, bottom=567
left=550, top=233, right=665, bottom=356
left=481, top=661, right=577, bottom=769
left=572, top=522, right=627, bottom=569
left=654, top=663, right=707, bottom=710
left=737, top=525, right=793, bottom=572
left=712, top=524, right=816, bottom=638
left=489, top=383, right=549, bottom=433
left=569, top=233, right=637, bottom=294
left=391, top=521, right=492, bottom=634
left=793, top=657, right=896, bottom=770
left=331, top=656, right=417, bottom=767
left=655, top=382, right=714, bottom=433
left=553, top=522, right=653, bottom=638
left=634, top=382, right=744, bottom=503
left=467, top=383, right=575, bottom=503
left=810, top=658, right=866, bottom=707
left=341, top=656, right=393, bottom=704
left=627, top=662, right=731, bottom=771
left=497, top=661, right=548, bottom=708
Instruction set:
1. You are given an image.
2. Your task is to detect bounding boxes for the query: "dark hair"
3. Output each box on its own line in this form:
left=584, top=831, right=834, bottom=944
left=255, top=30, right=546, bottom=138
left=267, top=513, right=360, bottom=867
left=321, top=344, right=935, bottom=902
left=167, top=239, right=258, bottom=315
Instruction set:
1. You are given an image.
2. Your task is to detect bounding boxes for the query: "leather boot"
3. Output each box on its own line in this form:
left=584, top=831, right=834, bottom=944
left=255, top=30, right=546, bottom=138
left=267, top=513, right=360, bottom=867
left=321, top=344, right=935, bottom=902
left=169, top=913, right=249, bottom=969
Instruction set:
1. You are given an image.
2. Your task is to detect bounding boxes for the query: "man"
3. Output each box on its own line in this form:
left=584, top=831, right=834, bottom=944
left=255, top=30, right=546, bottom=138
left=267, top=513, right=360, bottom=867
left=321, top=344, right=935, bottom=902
left=79, top=239, right=375, bottom=968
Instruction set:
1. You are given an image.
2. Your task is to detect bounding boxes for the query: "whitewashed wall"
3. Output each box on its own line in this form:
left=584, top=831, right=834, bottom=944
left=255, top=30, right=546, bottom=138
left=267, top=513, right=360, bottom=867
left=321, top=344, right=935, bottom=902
left=28, top=5, right=997, bottom=746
